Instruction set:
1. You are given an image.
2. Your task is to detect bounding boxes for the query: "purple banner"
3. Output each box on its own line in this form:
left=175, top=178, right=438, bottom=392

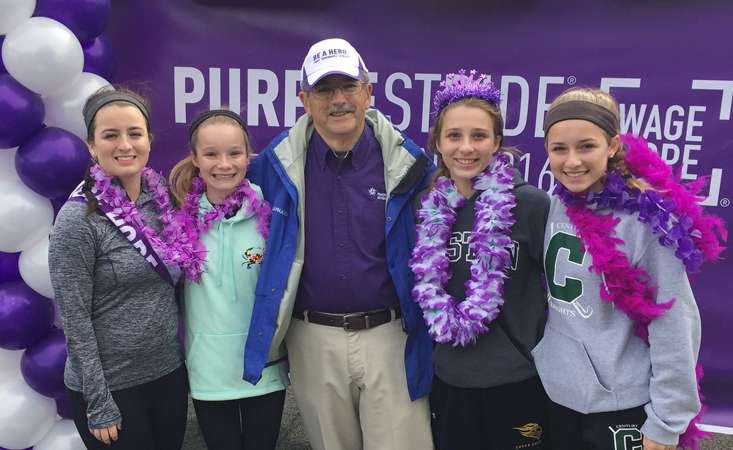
left=108, top=0, right=733, bottom=428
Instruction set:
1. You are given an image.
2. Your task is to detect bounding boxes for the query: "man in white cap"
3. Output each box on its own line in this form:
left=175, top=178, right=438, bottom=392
left=244, top=38, right=435, bottom=450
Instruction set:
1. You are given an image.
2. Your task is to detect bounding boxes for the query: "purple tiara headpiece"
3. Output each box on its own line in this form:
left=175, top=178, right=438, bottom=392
left=432, top=69, right=501, bottom=116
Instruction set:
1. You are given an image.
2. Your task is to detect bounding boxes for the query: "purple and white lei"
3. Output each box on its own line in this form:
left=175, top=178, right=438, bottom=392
left=90, top=164, right=186, bottom=272
left=176, top=176, right=271, bottom=282
left=409, top=154, right=516, bottom=346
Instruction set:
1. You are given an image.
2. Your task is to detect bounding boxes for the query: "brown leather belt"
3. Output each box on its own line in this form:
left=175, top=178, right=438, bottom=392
left=293, top=307, right=401, bottom=331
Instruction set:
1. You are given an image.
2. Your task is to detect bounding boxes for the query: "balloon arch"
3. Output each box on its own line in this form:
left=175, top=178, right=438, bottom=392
left=0, top=1, right=115, bottom=449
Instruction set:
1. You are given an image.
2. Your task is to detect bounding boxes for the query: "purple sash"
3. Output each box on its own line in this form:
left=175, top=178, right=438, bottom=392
left=68, top=182, right=175, bottom=286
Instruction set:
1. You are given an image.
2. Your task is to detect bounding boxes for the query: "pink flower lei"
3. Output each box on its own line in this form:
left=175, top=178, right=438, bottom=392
left=175, top=176, right=271, bottom=282
left=409, top=154, right=516, bottom=346
left=89, top=164, right=188, bottom=272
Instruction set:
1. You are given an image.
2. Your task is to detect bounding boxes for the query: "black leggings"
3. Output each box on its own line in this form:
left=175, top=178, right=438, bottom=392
left=430, top=375, right=548, bottom=450
left=547, top=401, right=646, bottom=450
left=67, top=365, right=188, bottom=450
left=192, top=389, right=286, bottom=450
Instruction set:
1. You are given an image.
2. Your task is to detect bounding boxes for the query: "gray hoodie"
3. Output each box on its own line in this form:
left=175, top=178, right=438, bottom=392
left=534, top=196, right=701, bottom=445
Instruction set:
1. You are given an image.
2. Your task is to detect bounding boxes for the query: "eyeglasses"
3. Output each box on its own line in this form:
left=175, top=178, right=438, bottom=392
left=309, top=81, right=365, bottom=100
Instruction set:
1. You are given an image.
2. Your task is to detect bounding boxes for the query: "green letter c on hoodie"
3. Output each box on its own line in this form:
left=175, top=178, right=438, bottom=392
left=545, top=231, right=586, bottom=303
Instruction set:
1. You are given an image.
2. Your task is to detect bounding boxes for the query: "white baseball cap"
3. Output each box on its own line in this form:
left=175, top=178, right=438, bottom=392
left=300, top=38, right=368, bottom=88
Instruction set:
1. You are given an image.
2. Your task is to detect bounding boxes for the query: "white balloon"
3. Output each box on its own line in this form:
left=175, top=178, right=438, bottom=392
left=0, top=377, right=56, bottom=449
left=0, top=0, right=35, bottom=35
left=0, top=148, right=21, bottom=181
left=20, top=236, right=54, bottom=299
left=34, top=419, right=85, bottom=450
left=0, top=178, right=53, bottom=253
left=44, top=72, right=111, bottom=140
left=0, top=349, right=23, bottom=385
left=2, top=17, right=84, bottom=96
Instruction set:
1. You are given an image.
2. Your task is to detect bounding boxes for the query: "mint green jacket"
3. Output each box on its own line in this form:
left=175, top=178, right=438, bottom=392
left=184, top=186, right=288, bottom=401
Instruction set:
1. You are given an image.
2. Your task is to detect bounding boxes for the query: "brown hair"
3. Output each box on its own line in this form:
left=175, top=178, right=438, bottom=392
left=427, top=97, right=509, bottom=189
left=546, top=87, right=645, bottom=190
left=82, top=87, right=152, bottom=216
left=169, top=114, right=252, bottom=206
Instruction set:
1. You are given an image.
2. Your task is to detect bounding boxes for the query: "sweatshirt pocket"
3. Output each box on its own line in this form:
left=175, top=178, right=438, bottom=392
left=186, top=332, right=249, bottom=398
left=531, top=325, right=616, bottom=414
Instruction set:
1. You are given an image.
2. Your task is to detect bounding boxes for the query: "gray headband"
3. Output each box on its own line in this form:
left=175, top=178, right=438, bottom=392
left=188, top=109, right=248, bottom=144
left=83, top=92, right=151, bottom=133
left=543, top=100, right=619, bottom=137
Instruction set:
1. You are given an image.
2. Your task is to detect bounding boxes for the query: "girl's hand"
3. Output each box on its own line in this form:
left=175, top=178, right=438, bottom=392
left=643, top=436, right=676, bottom=450
left=89, top=421, right=122, bottom=445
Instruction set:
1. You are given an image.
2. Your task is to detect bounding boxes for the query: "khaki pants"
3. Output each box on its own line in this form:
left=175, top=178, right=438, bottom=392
left=286, top=318, right=433, bottom=450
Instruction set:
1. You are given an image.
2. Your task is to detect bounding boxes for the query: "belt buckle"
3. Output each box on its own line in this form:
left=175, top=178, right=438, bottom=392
left=342, top=312, right=368, bottom=331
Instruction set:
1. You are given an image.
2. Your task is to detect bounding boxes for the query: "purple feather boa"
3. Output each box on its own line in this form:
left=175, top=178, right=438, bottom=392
left=409, top=154, right=515, bottom=346
left=175, top=177, right=271, bottom=282
left=554, top=134, right=727, bottom=450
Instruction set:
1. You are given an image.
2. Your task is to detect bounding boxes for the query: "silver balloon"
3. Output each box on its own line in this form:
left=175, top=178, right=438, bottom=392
left=44, top=72, right=111, bottom=140
left=0, top=377, right=57, bottom=449
left=33, top=419, right=86, bottom=450
left=2, top=17, right=84, bottom=96
left=20, top=236, right=54, bottom=299
left=0, top=148, right=21, bottom=181
left=0, top=349, right=23, bottom=385
left=0, top=178, right=54, bottom=253
left=0, top=0, right=36, bottom=35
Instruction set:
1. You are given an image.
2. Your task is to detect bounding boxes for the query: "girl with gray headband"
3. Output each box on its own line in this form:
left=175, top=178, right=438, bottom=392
left=49, top=86, right=189, bottom=450
left=535, top=87, right=723, bottom=450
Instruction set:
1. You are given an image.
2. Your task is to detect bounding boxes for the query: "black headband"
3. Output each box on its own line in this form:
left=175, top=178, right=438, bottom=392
left=83, top=91, right=151, bottom=133
left=543, top=100, right=619, bottom=137
left=188, top=109, right=248, bottom=144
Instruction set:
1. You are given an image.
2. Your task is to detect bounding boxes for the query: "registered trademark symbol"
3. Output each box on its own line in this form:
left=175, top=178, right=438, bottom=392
left=567, top=76, right=577, bottom=85
left=720, top=198, right=730, bottom=208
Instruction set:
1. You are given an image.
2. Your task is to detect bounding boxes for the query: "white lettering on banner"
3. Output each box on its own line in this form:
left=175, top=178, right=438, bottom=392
left=174, top=66, right=205, bottom=123
left=535, top=76, right=565, bottom=137
left=247, top=69, right=279, bottom=126
left=209, top=68, right=221, bottom=110
left=169, top=67, right=729, bottom=207
left=692, top=80, right=733, bottom=120
left=385, top=72, right=412, bottom=130
left=284, top=69, right=302, bottom=127
left=501, top=75, right=530, bottom=137
left=415, top=73, right=442, bottom=132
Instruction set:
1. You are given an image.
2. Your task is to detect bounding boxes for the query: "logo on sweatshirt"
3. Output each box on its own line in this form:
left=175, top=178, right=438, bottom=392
left=368, top=186, right=387, bottom=201
left=609, top=424, right=642, bottom=450
left=544, top=230, right=594, bottom=319
left=513, top=422, right=543, bottom=447
left=242, top=247, right=264, bottom=269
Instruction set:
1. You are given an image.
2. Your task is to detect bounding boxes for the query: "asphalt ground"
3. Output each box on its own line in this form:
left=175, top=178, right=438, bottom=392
left=182, top=388, right=733, bottom=450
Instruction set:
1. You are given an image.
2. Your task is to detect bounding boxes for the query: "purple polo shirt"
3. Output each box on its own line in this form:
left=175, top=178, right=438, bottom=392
left=295, top=125, right=399, bottom=314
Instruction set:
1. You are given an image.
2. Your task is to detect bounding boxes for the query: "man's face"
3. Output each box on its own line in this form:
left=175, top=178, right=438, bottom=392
left=299, top=75, right=372, bottom=146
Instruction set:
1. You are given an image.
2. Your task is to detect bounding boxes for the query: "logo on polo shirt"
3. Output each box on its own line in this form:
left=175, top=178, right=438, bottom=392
left=368, top=186, right=387, bottom=201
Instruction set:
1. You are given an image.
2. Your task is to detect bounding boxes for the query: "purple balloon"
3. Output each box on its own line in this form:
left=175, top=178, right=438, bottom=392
left=34, top=0, right=111, bottom=44
left=21, top=327, right=67, bottom=398
left=0, top=252, right=22, bottom=283
left=0, top=281, right=55, bottom=350
left=56, top=393, right=73, bottom=419
left=0, top=74, right=45, bottom=148
left=0, top=36, right=7, bottom=75
left=16, top=127, right=91, bottom=199
left=83, top=34, right=116, bottom=81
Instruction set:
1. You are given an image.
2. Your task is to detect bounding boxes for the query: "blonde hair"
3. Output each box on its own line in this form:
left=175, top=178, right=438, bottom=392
left=547, top=87, right=646, bottom=190
left=427, top=97, right=508, bottom=189
left=169, top=115, right=251, bottom=206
